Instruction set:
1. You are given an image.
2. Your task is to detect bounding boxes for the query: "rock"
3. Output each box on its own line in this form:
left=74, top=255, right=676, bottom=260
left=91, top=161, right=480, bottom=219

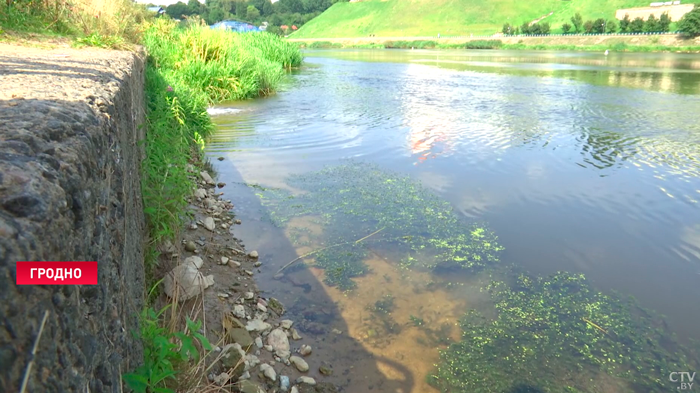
left=184, top=241, right=197, bottom=252
left=233, top=305, right=246, bottom=319
left=290, top=356, right=309, bottom=372
left=268, top=297, right=285, bottom=315
left=194, top=188, right=207, bottom=199
left=244, top=270, right=254, bottom=276
left=255, top=336, right=263, bottom=349
left=189, top=223, right=198, bottom=230
left=254, top=261, right=262, bottom=267
left=264, top=345, right=273, bottom=352
left=239, top=380, right=264, bottom=393
left=257, top=303, right=267, bottom=312
left=244, top=292, right=255, bottom=300
left=273, top=272, right=285, bottom=280
left=217, top=182, right=226, bottom=188
left=204, top=198, right=216, bottom=209
left=227, top=328, right=254, bottom=349
left=204, top=217, right=216, bottom=231
left=218, top=156, right=225, bottom=161
left=291, top=328, right=302, bottom=340
left=235, top=219, right=242, bottom=224
left=291, top=387, right=299, bottom=393
left=246, top=318, right=272, bottom=332
left=319, top=363, right=333, bottom=376
left=220, top=256, right=229, bottom=265
left=260, top=363, right=277, bottom=381
left=280, top=320, right=294, bottom=329
left=217, top=293, right=229, bottom=299
left=296, top=376, right=316, bottom=385
left=162, top=257, right=213, bottom=301
left=214, top=372, right=230, bottom=386
left=299, top=345, right=312, bottom=356
left=267, top=328, right=290, bottom=355
left=248, top=250, right=259, bottom=258
left=245, top=354, right=260, bottom=369
left=332, top=328, right=342, bottom=335
left=280, top=375, right=291, bottom=391
left=220, top=344, right=245, bottom=380
left=231, top=260, right=242, bottom=267
left=159, top=240, right=178, bottom=255
left=200, top=171, right=215, bottom=185
left=240, top=370, right=250, bottom=380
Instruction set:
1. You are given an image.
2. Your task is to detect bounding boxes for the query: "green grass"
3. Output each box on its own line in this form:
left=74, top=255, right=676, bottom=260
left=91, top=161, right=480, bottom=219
left=141, top=19, right=303, bottom=275
left=291, top=0, right=670, bottom=38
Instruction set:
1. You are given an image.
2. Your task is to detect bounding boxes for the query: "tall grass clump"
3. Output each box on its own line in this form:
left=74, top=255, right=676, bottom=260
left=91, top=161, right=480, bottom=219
left=1, top=0, right=149, bottom=46
left=140, top=18, right=302, bottom=272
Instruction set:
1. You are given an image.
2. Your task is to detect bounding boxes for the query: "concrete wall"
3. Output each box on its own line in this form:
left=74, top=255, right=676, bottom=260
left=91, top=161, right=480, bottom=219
left=615, top=4, right=695, bottom=21
left=0, top=44, right=147, bottom=393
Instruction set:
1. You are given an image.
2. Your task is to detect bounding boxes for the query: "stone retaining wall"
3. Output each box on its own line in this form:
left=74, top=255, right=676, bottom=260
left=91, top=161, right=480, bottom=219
left=0, top=44, right=147, bottom=393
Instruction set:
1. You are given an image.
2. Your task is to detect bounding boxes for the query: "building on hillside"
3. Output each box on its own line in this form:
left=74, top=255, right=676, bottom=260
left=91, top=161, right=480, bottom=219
left=211, top=20, right=262, bottom=33
left=146, top=6, right=165, bottom=16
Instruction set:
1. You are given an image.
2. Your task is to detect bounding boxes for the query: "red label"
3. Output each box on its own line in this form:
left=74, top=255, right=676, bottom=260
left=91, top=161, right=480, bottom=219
left=16, top=262, right=98, bottom=285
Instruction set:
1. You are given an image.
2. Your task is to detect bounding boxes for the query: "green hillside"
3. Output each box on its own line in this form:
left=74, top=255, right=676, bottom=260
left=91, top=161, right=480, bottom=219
left=291, top=0, right=663, bottom=38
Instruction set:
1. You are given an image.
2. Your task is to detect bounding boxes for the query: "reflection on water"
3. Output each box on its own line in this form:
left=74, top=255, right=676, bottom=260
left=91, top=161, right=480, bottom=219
left=207, top=49, right=700, bottom=393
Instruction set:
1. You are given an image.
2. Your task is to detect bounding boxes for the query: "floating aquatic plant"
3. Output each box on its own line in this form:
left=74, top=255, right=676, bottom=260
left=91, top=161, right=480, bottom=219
left=429, top=271, right=699, bottom=393
left=253, top=162, right=504, bottom=289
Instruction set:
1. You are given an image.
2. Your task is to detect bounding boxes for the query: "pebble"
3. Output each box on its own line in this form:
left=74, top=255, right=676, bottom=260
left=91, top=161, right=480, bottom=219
left=218, top=157, right=225, bottom=161
left=280, top=320, right=293, bottom=329
left=235, top=219, right=242, bottom=224
left=184, top=241, right=196, bottom=252
left=289, top=356, right=309, bottom=372
left=254, top=261, right=262, bottom=267
left=290, top=387, right=299, bottom=393
left=319, top=364, right=333, bottom=376
left=213, top=372, right=230, bottom=386
left=291, top=328, right=302, bottom=340
left=240, top=370, right=250, bottom=380
left=189, top=223, right=198, bottom=230
left=231, top=261, right=242, bottom=267
left=245, top=270, right=254, bottom=276
left=233, top=305, right=246, bottom=319
left=200, top=171, right=215, bottom=185
left=264, top=345, right=273, bottom=352
left=260, top=364, right=277, bottom=381
left=246, top=318, right=271, bottom=332
left=267, top=328, right=290, bottom=354
left=204, top=217, right=216, bottom=231
left=220, top=257, right=229, bottom=265
left=194, top=188, right=207, bottom=199
left=280, top=375, right=290, bottom=391
left=257, top=303, right=267, bottom=312
left=332, top=328, right=342, bottom=335
left=217, top=182, right=226, bottom=188
left=299, top=345, right=312, bottom=356
left=248, top=250, right=259, bottom=258
left=255, top=337, right=263, bottom=349
left=221, top=224, right=228, bottom=229
left=296, top=376, right=316, bottom=385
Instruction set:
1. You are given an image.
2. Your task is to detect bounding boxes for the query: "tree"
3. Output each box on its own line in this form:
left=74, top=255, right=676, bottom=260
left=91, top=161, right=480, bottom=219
left=678, top=4, right=700, bottom=36
left=592, top=17, right=606, bottom=33
left=262, top=0, right=273, bottom=15
left=187, top=0, right=202, bottom=15
left=562, top=23, right=572, bottom=34
left=606, top=19, right=617, bottom=33
left=539, top=21, right=550, bottom=34
left=530, top=23, right=541, bottom=34
left=629, top=17, right=645, bottom=33
left=520, top=21, right=531, bottom=34
left=166, top=1, right=192, bottom=19
left=502, top=23, right=514, bottom=35
left=571, top=13, right=583, bottom=33
left=644, top=14, right=659, bottom=32
left=658, top=12, right=672, bottom=32
left=583, top=20, right=594, bottom=34
left=619, top=14, right=630, bottom=32
left=246, top=4, right=261, bottom=19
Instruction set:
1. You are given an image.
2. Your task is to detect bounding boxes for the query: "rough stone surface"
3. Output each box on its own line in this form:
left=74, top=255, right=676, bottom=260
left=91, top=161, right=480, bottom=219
left=0, top=44, right=147, bottom=393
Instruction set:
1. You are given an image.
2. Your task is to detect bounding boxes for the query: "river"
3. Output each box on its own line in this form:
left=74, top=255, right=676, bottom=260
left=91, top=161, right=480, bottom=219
left=206, top=49, right=700, bottom=393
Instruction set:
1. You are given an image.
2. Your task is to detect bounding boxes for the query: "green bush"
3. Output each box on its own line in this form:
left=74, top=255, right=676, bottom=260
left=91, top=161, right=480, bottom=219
left=571, top=12, right=583, bottom=33
left=562, top=23, right=572, bottom=34
left=679, top=4, right=700, bottom=36
left=619, top=14, right=631, bottom=32
left=629, top=17, right=645, bottom=33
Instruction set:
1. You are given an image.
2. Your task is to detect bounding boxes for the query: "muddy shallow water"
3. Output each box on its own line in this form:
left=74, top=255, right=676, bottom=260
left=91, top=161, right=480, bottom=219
left=206, top=49, right=700, bottom=392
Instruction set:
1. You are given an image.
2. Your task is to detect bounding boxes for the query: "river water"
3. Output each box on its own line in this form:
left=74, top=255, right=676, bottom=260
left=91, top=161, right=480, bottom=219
left=206, top=49, right=700, bottom=393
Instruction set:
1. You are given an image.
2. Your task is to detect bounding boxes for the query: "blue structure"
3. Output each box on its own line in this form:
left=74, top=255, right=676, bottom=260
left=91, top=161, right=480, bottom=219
left=211, top=20, right=262, bottom=33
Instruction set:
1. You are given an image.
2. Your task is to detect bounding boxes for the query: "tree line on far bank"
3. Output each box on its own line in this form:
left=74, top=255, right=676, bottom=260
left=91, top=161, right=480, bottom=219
left=154, top=0, right=349, bottom=35
left=502, top=4, right=700, bottom=37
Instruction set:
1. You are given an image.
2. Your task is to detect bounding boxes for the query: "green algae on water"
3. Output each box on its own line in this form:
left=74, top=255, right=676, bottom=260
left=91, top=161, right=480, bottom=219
left=253, top=162, right=504, bottom=289
left=429, top=271, right=700, bottom=393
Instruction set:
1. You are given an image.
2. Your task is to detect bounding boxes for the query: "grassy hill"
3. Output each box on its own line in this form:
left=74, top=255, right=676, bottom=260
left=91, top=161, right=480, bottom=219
left=290, top=0, right=666, bottom=38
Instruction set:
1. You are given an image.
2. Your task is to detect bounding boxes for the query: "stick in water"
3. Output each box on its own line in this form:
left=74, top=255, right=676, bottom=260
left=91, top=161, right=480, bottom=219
left=20, top=310, right=50, bottom=393
left=276, top=227, right=386, bottom=274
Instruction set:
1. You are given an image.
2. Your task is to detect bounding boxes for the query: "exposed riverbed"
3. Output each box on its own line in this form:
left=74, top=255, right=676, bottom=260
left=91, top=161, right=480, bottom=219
left=206, top=49, right=700, bottom=393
